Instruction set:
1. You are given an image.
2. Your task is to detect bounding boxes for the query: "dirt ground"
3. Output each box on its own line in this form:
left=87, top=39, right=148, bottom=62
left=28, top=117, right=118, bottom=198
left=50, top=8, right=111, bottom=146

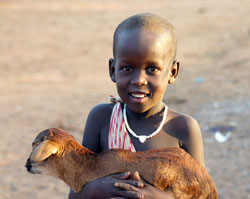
left=0, top=0, right=249, bottom=198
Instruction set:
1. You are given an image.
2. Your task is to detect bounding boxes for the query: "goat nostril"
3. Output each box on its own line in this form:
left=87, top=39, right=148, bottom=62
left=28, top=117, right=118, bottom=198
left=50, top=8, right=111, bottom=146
left=25, top=158, right=32, bottom=171
left=26, top=165, right=31, bottom=172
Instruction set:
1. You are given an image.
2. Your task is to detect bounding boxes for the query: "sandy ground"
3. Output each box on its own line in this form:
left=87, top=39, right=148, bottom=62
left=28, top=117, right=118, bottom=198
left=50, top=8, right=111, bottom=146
left=0, top=0, right=250, bottom=198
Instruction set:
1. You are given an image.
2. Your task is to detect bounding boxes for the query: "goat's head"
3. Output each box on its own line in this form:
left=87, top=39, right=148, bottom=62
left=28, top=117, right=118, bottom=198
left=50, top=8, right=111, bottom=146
left=25, top=128, right=74, bottom=176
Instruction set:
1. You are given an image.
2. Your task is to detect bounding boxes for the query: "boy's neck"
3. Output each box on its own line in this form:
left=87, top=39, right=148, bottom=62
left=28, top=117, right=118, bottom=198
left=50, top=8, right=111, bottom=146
left=125, top=102, right=166, bottom=119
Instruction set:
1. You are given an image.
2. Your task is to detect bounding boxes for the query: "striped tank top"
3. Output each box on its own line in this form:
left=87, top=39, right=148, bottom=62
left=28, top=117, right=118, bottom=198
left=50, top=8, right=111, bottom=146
left=108, top=102, right=136, bottom=152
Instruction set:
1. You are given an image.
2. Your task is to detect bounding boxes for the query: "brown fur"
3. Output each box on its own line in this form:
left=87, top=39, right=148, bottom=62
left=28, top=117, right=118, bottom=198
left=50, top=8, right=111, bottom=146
left=25, top=128, right=217, bottom=199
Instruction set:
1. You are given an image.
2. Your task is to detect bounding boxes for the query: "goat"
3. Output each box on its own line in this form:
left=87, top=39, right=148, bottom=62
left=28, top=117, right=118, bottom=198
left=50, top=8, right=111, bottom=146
left=25, top=128, right=218, bottom=199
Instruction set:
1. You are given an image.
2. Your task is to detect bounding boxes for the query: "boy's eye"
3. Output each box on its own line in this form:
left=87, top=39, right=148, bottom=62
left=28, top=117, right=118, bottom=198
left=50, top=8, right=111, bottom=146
left=147, top=66, right=159, bottom=73
left=122, top=66, right=133, bottom=72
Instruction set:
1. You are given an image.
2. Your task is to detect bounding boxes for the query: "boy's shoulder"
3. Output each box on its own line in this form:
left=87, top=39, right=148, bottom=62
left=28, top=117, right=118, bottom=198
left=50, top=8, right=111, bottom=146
left=88, top=103, right=114, bottom=123
left=83, top=103, right=116, bottom=152
left=167, top=108, right=204, bottom=166
left=90, top=102, right=115, bottom=112
left=167, top=108, right=200, bottom=138
left=88, top=103, right=115, bottom=120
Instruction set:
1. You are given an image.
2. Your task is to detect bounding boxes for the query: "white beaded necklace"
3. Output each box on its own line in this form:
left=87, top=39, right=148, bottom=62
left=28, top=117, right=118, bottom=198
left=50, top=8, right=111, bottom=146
left=123, top=104, right=168, bottom=143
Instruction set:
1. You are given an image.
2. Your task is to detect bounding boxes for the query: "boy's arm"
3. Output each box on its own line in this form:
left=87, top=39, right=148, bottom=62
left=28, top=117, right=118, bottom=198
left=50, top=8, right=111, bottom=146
left=68, top=104, right=143, bottom=199
left=179, top=116, right=205, bottom=167
left=68, top=104, right=108, bottom=199
left=114, top=172, right=175, bottom=199
left=69, top=172, right=144, bottom=199
left=81, top=104, right=106, bottom=152
left=68, top=184, right=91, bottom=199
left=114, top=116, right=205, bottom=199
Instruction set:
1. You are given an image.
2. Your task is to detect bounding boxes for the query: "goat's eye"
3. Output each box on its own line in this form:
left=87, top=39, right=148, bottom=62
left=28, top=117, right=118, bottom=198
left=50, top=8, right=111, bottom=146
left=32, top=142, right=37, bottom=147
left=32, top=141, right=40, bottom=148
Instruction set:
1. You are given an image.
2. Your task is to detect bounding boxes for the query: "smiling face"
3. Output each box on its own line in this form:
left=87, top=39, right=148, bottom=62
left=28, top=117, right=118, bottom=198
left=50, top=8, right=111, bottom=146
left=110, top=28, right=179, bottom=114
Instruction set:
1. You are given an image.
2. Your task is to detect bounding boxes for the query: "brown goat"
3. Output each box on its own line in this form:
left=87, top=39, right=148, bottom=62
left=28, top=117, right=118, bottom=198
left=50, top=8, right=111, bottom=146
left=25, top=128, right=218, bottom=199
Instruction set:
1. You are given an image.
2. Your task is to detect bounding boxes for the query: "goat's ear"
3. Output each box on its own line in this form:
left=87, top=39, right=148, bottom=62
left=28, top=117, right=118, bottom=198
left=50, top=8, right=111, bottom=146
left=30, top=140, right=58, bottom=162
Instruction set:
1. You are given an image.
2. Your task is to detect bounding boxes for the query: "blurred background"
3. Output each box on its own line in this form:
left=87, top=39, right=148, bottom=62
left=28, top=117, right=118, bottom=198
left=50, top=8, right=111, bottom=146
left=0, top=0, right=249, bottom=198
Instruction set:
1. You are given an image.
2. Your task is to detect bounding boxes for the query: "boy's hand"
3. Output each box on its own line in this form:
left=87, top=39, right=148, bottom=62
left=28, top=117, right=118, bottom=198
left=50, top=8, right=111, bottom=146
left=69, top=172, right=133, bottom=199
left=113, top=172, right=175, bottom=199
left=70, top=172, right=144, bottom=199
left=112, top=171, right=144, bottom=199
left=90, top=172, right=134, bottom=199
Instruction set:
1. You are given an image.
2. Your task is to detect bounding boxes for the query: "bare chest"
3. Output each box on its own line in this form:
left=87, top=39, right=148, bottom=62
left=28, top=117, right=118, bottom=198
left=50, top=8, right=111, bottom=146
left=100, top=123, right=180, bottom=152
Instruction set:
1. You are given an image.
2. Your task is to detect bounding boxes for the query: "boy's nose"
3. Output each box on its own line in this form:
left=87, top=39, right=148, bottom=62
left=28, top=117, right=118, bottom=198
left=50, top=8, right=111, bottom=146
left=131, top=71, right=147, bottom=86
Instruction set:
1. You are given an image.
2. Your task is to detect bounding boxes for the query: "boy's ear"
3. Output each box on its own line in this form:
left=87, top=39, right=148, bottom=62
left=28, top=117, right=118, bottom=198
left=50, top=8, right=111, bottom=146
left=168, top=60, right=180, bottom=84
left=109, top=58, right=116, bottom=82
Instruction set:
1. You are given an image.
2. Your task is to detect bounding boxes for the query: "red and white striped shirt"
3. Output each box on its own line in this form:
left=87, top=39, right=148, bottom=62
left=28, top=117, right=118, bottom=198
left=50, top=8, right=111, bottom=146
left=108, top=102, right=136, bottom=152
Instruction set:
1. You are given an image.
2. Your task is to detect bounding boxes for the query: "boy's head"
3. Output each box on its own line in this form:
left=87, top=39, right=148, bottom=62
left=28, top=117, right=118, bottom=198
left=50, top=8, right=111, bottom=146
left=113, top=13, right=177, bottom=62
left=109, top=13, right=180, bottom=113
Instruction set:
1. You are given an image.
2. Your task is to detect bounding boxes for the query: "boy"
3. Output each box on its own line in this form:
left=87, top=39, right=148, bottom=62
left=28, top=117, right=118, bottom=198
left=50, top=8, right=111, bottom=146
left=69, top=13, right=204, bottom=199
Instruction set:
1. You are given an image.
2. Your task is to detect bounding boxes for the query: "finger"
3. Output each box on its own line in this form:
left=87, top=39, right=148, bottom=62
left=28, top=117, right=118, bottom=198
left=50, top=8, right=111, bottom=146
left=110, top=198, right=127, bottom=199
left=115, top=182, right=137, bottom=191
left=115, top=181, right=144, bottom=189
left=118, top=191, right=144, bottom=199
left=132, top=172, right=146, bottom=186
left=133, top=171, right=141, bottom=181
left=131, top=172, right=145, bottom=188
left=112, top=172, right=131, bottom=180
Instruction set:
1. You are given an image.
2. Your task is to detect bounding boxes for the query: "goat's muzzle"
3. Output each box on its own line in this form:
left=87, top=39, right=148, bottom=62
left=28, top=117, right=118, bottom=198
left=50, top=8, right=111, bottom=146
left=25, top=158, right=32, bottom=172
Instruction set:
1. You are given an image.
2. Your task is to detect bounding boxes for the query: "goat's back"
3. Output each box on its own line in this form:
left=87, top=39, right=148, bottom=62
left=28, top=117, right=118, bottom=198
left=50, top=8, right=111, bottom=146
left=95, top=147, right=217, bottom=199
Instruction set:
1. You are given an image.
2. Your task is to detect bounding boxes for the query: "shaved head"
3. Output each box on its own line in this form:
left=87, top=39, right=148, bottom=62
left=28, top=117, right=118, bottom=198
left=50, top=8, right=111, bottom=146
left=113, top=13, right=177, bottom=61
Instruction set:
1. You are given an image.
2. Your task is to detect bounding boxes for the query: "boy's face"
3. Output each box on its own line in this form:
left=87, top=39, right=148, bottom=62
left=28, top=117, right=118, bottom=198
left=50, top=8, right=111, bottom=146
left=110, top=28, right=179, bottom=113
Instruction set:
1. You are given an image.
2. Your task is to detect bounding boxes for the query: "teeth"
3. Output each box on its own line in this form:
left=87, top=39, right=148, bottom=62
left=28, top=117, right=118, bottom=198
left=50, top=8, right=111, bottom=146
left=131, top=93, right=146, bottom=98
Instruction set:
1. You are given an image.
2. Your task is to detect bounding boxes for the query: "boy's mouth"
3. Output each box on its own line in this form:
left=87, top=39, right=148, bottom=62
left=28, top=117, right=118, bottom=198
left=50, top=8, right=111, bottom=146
left=129, top=92, right=149, bottom=99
